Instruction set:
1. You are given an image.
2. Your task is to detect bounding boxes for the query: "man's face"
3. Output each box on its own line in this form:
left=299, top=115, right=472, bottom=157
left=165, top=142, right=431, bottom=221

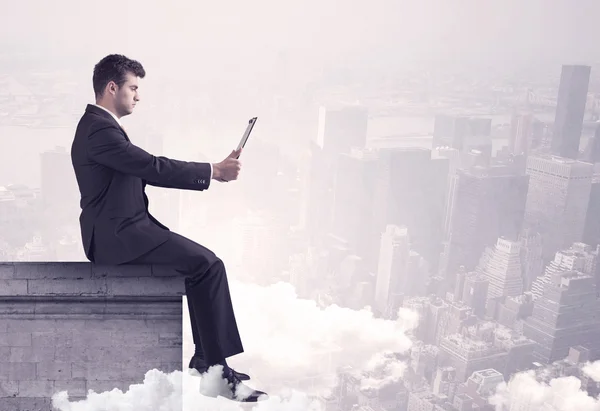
left=111, top=72, right=140, bottom=117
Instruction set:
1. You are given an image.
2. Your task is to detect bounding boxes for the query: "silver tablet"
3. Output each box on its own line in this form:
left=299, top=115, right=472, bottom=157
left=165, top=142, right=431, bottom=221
left=236, top=117, right=258, bottom=157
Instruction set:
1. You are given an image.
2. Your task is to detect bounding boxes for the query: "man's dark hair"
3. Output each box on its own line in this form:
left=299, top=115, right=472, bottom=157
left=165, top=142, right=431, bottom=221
left=93, top=54, right=146, bottom=98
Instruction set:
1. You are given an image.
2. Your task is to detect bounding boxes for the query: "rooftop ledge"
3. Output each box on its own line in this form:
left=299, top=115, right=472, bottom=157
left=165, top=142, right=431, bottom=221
left=0, top=262, right=185, bottom=300
left=0, top=262, right=185, bottom=318
left=0, top=262, right=185, bottom=408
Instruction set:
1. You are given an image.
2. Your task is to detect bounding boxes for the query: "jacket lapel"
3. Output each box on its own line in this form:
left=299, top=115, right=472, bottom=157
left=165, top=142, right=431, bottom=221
left=119, top=125, right=130, bottom=142
left=85, top=104, right=130, bottom=142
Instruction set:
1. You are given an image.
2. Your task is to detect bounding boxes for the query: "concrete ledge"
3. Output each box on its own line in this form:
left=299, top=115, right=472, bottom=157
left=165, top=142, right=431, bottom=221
left=0, top=262, right=185, bottom=410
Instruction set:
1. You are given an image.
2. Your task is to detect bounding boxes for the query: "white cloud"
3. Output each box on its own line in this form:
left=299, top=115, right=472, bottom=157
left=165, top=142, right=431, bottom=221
left=489, top=369, right=600, bottom=411
left=50, top=279, right=415, bottom=410
left=583, top=361, right=600, bottom=383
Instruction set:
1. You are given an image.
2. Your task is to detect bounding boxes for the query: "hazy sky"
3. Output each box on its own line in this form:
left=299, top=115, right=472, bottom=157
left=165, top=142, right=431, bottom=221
left=1, top=0, right=598, bottom=73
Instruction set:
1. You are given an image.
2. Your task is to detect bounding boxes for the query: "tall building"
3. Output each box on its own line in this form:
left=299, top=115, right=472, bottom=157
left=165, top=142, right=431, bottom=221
left=582, top=123, right=600, bottom=163
left=432, top=366, right=458, bottom=400
left=439, top=334, right=507, bottom=382
left=509, top=113, right=545, bottom=156
left=551, top=65, right=591, bottom=159
left=435, top=301, right=477, bottom=346
left=457, top=369, right=505, bottom=409
left=475, top=238, right=524, bottom=304
left=433, top=115, right=492, bottom=152
left=441, top=163, right=528, bottom=287
left=374, top=225, right=409, bottom=317
left=518, top=227, right=544, bottom=292
left=583, top=163, right=600, bottom=249
left=524, top=155, right=593, bottom=260
left=530, top=242, right=599, bottom=300
left=331, top=148, right=378, bottom=267
left=433, top=147, right=461, bottom=236
left=461, top=272, right=489, bottom=318
left=509, top=113, right=533, bottom=156
left=523, top=270, right=600, bottom=363
left=372, top=148, right=448, bottom=268
left=316, top=105, right=368, bottom=157
left=306, top=105, right=369, bottom=240
left=404, top=296, right=449, bottom=345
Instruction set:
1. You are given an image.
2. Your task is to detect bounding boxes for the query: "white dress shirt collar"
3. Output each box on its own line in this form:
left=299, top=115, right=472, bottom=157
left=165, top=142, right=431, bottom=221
left=93, top=103, right=122, bottom=126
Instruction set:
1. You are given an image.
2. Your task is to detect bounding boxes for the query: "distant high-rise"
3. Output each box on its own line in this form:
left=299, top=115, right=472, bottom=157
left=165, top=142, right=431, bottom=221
left=440, top=163, right=529, bottom=287
left=316, top=105, right=368, bottom=157
left=518, top=227, right=544, bottom=292
left=433, top=115, right=492, bottom=152
left=551, top=65, right=591, bottom=159
left=524, top=155, right=593, bottom=260
left=523, top=270, right=600, bottom=363
left=461, top=273, right=489, bottom=318
left=584, top=165, right=600, bottom=249
left=475, top=238, right=524, bottom=304
left=582, top=124, right=600, bottom=163
left=530, top=242, right=599, bottom=300
left=509, top=113, right=545, bottom=156
left=374, top=225, right=410, bottom=317
left=372, top=148, right=448, bottom=268
left=331, top=148, right=378, bottom=266
left=306, top=105, right=369, bottom=239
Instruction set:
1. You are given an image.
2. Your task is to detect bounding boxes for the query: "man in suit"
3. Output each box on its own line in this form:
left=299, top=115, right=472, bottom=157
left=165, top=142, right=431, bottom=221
left=71, top=54, right=267, bottom=402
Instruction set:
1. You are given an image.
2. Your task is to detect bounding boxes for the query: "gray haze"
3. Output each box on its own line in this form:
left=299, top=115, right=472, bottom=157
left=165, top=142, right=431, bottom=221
left=1, top=0, right=599, bottom=68
left=3, top=0, right=600, bottom=410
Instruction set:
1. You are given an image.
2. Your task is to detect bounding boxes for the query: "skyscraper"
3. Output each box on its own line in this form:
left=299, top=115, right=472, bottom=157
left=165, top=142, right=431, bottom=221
left=518, top=227, right=544, bottom=292
left=530, top=242, right=599, bottom=300
left=475, top=238, right=524, bottom=304
left=583, top=163, right=600, bottom=249
left=374, top=225, right=409, bottom=317
left=316, top=105, right=369, bottom=157
left=524, top=155, right=593, bottom=260
left=306, top=105, right=369, bottom=240
left=331, top=148, right=378, bottom=267
left=441, top=163, right=529, bottom=287
left=523, top=270, right=600, bottom=363
left=433, top=115, right=492, bottom=152
left=509, top=113, right=545, bottom=156
left=551, top=65, right=591, bottom=159
left=372, top=148, right=448, bottom=267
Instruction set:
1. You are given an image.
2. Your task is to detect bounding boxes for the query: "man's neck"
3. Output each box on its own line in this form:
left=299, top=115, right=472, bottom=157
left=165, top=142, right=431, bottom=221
left=95, top=102, right=119, bottom=117
left=94, top=102, right=122, bottom=126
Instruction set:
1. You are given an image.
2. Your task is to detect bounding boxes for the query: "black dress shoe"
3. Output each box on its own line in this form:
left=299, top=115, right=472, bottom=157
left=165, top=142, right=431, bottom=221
left=221, top=366, right=268, bottom=402
left=188, top=356, right=250, bottom=381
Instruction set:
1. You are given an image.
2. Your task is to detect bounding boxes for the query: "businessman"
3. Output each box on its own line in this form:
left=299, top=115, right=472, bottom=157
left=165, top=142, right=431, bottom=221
left=70, top=54, right=267, bottom=402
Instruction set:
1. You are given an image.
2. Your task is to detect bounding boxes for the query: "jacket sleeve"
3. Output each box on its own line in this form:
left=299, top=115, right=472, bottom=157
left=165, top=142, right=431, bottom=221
left=145, top=163, right=214, bottom=189
left=86, top=125, right=211, bottom=191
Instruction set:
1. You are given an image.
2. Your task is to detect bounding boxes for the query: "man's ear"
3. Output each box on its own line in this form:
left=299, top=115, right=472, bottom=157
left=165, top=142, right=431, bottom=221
left=108, top=81, right=118, bottom=95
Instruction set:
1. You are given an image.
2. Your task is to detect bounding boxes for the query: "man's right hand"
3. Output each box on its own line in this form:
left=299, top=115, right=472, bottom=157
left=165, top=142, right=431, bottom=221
left=212, top=148, right=242, bottom=182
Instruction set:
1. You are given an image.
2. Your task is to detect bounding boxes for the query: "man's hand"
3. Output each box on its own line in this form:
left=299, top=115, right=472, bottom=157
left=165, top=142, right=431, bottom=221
left=212, top=148, right=242, bottom=182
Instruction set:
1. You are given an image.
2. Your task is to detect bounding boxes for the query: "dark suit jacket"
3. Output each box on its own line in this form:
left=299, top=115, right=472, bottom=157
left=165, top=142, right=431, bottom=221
left=71, top=104, right=212, bottom=265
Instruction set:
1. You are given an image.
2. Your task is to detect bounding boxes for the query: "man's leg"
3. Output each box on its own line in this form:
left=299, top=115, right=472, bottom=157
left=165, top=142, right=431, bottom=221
left=125, top=231, right=268, bottom=402
left=127, top=232, right=243, bottom=363
left=184, top=278, right=205, bottom=359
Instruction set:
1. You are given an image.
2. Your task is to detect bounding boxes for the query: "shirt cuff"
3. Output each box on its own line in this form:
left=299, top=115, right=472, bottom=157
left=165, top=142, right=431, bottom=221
left=209, top=163, right=213, bottom=180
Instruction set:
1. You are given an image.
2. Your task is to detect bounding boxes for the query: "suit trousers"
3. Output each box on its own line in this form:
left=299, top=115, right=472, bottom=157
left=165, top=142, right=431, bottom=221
left=125, top=231, right=244, bottom=364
